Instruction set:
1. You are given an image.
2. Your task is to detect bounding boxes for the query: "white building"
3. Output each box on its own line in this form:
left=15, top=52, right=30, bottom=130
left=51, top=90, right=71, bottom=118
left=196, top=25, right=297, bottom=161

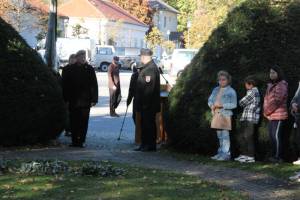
left=148, top=0, right=179, bottom=57
left=149, top=0, right=179, bottom=39
left=58, top=0, right=149, bottom=56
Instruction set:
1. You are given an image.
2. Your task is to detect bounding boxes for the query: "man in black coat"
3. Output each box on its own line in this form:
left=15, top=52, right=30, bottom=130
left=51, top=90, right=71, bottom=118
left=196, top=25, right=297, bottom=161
left=62, top=50, right=98, bottom=147
left=134, top=49, right=161, bottom=152
left=127, top=66, right=139, bottom=124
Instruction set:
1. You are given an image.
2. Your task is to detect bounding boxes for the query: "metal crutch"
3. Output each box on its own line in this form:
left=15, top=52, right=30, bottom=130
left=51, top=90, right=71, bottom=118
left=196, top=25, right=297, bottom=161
left=117, top=106, right=129, bottom=140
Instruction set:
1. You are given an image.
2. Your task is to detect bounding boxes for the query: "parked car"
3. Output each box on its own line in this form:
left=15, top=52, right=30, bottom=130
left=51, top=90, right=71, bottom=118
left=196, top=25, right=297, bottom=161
left=169, top=49, right=198, bottom=77
left=91, top=45, right=116, bottom=72
left=161, top=54, right=172, bottom=71
left=119, top=56, right=140, bottom=71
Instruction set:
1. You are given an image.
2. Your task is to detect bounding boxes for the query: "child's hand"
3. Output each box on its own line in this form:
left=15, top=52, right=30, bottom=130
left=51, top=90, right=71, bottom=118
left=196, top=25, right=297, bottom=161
left=292, top=103, right=298, bottom=113
left=211, top=105, right=216, bottom=110
left=214, top=103, right=223, bottom=108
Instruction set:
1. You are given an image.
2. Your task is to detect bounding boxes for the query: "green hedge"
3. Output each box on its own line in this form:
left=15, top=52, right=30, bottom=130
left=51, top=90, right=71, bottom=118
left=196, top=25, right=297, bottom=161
left=166, top=0, right=300, bottom=161
left=0, top=18, right=67, bottom=146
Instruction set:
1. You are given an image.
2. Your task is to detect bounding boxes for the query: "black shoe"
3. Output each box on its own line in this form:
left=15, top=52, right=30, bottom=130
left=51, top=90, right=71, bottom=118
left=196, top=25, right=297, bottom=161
left=141, top=146, right=156, bottom=152
left=69, top=143, right=84, bottom=148
left=110, top=113, right=120, bottom=117
left=268, top=157, right=283, bottom=163
left=134, top=146, right=143, bottom=151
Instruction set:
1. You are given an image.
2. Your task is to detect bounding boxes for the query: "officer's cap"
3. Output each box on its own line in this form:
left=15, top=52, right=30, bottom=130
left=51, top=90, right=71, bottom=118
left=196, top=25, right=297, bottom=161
left=139, top=48, right=153, bottom=56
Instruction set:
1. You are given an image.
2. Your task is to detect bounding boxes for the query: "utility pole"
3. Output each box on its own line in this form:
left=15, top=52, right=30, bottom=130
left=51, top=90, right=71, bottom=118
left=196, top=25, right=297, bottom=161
left=45, top=0, right=57, bottom=70
left=187, top=19, right=192, bottom=48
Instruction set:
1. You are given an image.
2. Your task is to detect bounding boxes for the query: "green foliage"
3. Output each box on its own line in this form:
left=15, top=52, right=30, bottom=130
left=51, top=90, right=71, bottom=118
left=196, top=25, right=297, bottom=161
left=0, top=17, right=66, bottom=146
left=71, top=23, right=88, bottom=38
left=166, top=0, right=300, bottom=160
left=185, top=0, right=244, bottom=48
left=145, top=26, right=164, bottom=51
left=162, top=40, right=176, bottom=54
left=111, top=0, right=153, bottom=25
left=165, top=0, right=197, bottom=32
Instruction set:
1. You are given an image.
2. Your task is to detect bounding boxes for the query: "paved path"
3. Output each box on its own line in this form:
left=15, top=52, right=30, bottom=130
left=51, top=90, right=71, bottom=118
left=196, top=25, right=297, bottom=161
left=1, top=72, right=299, bottom=200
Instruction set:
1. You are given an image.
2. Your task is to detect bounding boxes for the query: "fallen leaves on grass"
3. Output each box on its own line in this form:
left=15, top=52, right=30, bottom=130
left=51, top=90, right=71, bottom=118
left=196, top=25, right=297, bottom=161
left=0, top=160, right=126, bottom=178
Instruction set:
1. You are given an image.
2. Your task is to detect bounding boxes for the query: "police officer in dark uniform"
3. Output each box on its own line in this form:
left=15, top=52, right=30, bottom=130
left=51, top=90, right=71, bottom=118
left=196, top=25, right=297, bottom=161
left=62, top=50, right=98, bottom=148
left=134, top=49, right=161, bottom=152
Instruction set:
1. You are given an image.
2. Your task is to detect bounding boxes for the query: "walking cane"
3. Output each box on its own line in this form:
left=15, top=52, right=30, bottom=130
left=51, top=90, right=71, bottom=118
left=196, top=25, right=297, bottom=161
left=117, top=106, right=129, bottom=140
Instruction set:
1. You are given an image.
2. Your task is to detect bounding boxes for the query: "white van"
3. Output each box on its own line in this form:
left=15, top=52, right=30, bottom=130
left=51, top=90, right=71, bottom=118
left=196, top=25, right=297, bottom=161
left=90, top=45, right=116, bottom=72
left=37, top=38, right=96, bottom=67
left=169, top=49, right=198, bottom=77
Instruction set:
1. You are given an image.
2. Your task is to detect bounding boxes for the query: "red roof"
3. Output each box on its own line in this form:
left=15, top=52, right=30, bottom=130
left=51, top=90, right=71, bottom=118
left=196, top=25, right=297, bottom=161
left=58, top=0, right=148, bottom=27
left=26, top=0, right=49, bottom=13
left=26, top=0, right=65, bottom=16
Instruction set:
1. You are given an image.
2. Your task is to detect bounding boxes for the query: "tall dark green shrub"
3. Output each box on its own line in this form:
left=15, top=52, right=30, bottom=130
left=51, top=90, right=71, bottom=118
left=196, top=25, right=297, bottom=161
left=166, top=0, right=300, bottom=160
left=0, top=18, right=67, bottom=146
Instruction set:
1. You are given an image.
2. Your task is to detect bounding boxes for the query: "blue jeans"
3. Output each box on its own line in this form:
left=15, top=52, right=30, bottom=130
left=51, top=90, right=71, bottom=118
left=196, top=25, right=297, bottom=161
left=217, top=130, right=231, bottom=157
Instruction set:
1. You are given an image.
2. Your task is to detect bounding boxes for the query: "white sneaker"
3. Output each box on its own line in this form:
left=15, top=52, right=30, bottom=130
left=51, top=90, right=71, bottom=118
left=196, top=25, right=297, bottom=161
left=289, top=172, right=300, bottom=181
left=211, top=154, right=221, bottom=160
left=244, top=156, right=255, bottom=163
left=234, top=155, right=246, bottom=161
left=293, top=159, right=300, bottom=165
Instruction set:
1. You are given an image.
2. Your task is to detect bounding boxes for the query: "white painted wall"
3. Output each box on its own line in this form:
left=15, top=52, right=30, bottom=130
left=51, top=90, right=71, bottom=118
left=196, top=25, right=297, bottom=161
left=152, top=10, right=178, bottom=58
left=63, top=17, right=148, bottom=55
left=153, top=10, right=177, bottom=39
left=64, top=17, right=100, bottom=40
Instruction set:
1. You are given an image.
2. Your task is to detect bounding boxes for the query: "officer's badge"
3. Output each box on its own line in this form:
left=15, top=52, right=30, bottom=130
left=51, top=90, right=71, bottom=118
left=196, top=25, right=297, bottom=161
left=145, top=76, right=151, bottom=83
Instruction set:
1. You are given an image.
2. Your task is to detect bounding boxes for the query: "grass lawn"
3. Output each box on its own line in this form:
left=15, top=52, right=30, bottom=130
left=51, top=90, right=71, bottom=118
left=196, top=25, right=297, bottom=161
left=0, top=161, right=248, bottom=200
left=163, top=150, right=300, bottom=180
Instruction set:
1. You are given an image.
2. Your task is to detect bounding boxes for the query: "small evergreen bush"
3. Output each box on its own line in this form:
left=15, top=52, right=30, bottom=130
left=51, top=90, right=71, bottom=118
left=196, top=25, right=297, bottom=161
left=0, top=17, right=66, bottom=146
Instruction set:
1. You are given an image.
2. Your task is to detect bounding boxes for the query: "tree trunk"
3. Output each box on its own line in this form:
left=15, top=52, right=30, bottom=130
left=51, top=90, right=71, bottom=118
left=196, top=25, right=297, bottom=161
left=45, top=0, right=57, bottom=70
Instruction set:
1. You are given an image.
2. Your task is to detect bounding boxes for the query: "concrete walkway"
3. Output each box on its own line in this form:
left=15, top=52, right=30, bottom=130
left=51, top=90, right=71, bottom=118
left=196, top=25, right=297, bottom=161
left=1, top=72, right=299, bottom=200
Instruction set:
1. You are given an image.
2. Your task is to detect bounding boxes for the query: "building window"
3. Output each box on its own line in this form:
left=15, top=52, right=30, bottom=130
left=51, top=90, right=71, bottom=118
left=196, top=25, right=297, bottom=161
left=134, top=38, right=138, bottom=48
left=96, top=47, right=113, bottom=55
left=140, top=39, right=144, bottom=48
left=164, top=16, right=167, bottom=28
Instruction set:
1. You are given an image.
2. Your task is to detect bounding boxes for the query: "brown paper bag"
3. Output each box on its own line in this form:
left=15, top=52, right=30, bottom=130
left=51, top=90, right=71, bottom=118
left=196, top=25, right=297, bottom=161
left=211, top=111, right=232, bottom=130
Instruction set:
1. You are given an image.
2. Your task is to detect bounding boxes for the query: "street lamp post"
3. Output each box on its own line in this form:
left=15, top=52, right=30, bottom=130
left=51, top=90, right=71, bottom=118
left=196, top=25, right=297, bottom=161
left=45, top=0, right=58, bottom=70
left=187, top=19, right=192, bottom=48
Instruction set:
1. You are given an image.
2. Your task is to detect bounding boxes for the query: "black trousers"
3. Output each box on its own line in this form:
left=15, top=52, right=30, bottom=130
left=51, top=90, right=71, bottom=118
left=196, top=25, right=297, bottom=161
left=70, top=107, right=90, bottom=145
left=141, top=110, right=157, bottom=149
left=268, top=120, right=284, bottom=159
left=109, top=89, right=116, bottom=114
left=239, top=121, right=256, bottom=157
